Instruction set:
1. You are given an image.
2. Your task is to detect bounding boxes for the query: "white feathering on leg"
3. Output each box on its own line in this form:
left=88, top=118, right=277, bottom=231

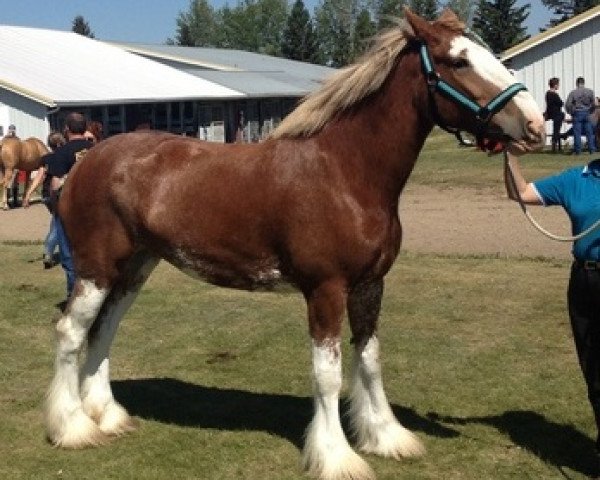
left=44, top=280, right=110, bottom=448
left=303, top=339, right=375, bottom=480
left=348, top=336, right=425, bottom=459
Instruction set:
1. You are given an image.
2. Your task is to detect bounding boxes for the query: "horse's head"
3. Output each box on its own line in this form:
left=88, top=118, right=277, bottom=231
left=403, top=8, right=545, bottom=153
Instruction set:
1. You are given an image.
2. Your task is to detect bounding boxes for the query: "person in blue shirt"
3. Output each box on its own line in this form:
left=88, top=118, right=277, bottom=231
left=506, top=150, right=600, bottom=472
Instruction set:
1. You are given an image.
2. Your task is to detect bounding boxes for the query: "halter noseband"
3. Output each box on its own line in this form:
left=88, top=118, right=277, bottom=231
left=419, top=41, right=527, bottom=135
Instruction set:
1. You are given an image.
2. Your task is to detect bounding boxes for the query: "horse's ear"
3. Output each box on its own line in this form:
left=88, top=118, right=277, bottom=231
left=435, top=8, right=465, bottom=32
left=437, top=8, right=459, bottom=24
left=403, top=7, right=435, bottom=42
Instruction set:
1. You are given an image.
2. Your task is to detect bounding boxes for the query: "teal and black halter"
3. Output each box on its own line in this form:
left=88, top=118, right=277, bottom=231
left=419, top=41, right=527, bottom=136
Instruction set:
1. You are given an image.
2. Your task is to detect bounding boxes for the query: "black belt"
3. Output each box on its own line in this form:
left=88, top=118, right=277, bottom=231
left=575, top=259, right=600, bottom=270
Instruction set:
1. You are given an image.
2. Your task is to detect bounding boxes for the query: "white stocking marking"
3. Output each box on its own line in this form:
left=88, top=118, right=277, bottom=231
left=303, top=339, right=374, bottom=480
left=349, top=336, right=425, bottom=459
left=80, top=257, right=158, bottom=436
left=45, top=280, right=109, bottom=448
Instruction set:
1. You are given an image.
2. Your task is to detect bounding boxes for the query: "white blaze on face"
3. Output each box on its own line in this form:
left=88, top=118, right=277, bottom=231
left=448, top=36, right=544, bottom=143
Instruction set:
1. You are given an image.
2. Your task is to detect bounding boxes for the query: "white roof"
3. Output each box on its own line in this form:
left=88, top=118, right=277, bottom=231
left=111, top=42, right=336, bottom=98
left=502, top=4, right=600, bottom=61
left=0, top=26, right=243, bottom=107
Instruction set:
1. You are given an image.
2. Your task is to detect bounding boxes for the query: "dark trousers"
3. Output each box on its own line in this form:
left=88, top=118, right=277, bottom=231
left=568, top=262, right=600, bottom=449
left=550, top=112, right=565, bottom=152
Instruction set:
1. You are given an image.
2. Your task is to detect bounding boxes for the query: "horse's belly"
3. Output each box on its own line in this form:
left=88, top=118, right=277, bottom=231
left=166, top=247, right=283, bottom=290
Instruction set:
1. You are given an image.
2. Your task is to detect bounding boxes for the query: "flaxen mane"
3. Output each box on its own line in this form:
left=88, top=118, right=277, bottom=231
left=272, top=22, right=409, bottom=139
left=272, top=11, right=465, bottom=139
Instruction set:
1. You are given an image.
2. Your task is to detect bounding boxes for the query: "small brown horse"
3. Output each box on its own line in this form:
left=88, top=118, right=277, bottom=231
left=45, top=9, right=545, bottom=480
left=0, top=136, right=48, bottom=209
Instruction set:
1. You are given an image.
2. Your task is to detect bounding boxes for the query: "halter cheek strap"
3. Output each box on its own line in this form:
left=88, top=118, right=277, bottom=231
left=419, top=42, right=528, bottom=131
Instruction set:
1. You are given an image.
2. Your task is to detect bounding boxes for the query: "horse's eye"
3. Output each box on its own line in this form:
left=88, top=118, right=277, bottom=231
left=452, top=58, right=470, bottom=69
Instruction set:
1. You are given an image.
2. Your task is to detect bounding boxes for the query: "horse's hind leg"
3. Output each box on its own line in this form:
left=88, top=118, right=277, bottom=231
left=0, top=168, right=13, bottom=210
left=80, top=251, right=159, bottom=437
left=45, top=279, right=110, bottom=448
left=347, top=279, right=425, bottom=459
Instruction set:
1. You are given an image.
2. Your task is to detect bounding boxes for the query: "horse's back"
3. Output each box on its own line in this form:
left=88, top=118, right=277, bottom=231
left=1, top=137, right=47, bottom=170
left=22, top=137, right=48, bottom=167
left=23, top=137, right=49, bottom=157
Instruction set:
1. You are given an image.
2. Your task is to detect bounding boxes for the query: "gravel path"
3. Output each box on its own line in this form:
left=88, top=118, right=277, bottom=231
left=0, top=185, right=573, bottom=260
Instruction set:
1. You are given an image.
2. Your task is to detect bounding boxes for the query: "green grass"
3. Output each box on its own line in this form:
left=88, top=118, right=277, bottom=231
left=412, top=128, right=582, bottom=190
left=0, top=242, right=595, bottom=480
left=1, top=133, right=594, bottom=479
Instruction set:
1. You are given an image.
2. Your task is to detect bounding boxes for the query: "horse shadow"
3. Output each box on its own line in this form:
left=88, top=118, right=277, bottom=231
left=114, top=379, right=597, bottom=475
left=111, top=377, right=458, bottom=450
left=428, top=410, right=598, bottom=478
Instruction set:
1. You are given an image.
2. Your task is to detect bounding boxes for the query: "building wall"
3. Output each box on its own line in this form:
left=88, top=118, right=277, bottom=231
left=508, top=16, right=600, bottom=119
left=0, top=88, right=49, bottom=141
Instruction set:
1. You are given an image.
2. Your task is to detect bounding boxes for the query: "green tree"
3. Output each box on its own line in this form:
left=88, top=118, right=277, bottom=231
left=541, top=0, right=600, bottom=28
left=410, top=0, right=439, bottom=20
left=282, top=0, right=318, bottom=62
left=353, top=8, right=376, bottom=58
left=376, top=0, right=408, bottom=29
left=170, top=0, right=287, bottom=54
left=472, top=0, right=529, bottom=54
left=314, top=0, right=360, bottom=67
left=72, top=15, right=94, bottom=38
left=171, top=0, right=218, bottom=46
left=257, top=0, right=289, bottom=55
left=444, top=0, right=475, bottom=25
left=219, top=0, right=288, bottom=55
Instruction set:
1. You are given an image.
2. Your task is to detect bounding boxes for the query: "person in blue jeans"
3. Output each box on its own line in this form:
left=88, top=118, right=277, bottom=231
left=46, top=113, right=93, bottom=303
left=505, top=149, right=600, bottom=476
left=23, top=131, right=66, bottom=268
left=565, top=77, right=597, bottom=155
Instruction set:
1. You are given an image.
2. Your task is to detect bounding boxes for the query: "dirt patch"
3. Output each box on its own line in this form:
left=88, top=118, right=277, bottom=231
left=399, top=184, right=571, bottom=260
left=0, top=186, right=572, bottom=260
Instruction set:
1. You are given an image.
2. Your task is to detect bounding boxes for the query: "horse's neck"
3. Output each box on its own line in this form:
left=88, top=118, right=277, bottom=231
left=318, top=56, right=433, bottom=200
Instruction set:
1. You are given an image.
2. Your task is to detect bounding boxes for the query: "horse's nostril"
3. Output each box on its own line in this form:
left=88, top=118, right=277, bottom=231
left=525, top=120, right=545, bottom=143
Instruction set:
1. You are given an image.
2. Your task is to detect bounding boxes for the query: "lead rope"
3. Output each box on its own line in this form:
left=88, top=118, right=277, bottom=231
left=503, top=148, right=600, bottom=242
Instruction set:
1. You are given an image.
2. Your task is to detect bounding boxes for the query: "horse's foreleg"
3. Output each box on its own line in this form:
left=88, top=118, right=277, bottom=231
left=80, top=253, right=159, bottom=437
left=347, top=279, right=425, bottom=459
left=45, top=279, right=109, bottom=448
left=303, top=280, right=374, bottom=480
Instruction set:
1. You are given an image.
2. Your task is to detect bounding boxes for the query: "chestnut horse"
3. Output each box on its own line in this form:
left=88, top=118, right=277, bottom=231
left=0, top=136, right=48, bottom=209
left=45, top=10, right=545, bottom=480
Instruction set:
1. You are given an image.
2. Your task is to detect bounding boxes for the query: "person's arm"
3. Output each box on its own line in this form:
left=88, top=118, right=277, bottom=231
left=504, top=151, right=543, bottom=205
left=565, top=92, right=574, bottom=114
left=23, top=166, right=45, bottom=208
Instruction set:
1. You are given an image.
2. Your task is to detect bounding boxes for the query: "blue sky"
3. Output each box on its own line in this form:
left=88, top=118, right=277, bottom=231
left=0, top=0, right=553, bottom=44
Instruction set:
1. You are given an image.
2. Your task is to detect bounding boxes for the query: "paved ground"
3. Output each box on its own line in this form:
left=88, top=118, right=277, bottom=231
left=0, top=185, right=572, bottom=260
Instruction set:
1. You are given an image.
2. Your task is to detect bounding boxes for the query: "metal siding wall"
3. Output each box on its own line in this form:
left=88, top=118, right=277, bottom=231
left=508, top=17, right=600, bottom=143
left=0, top=88, right=49, bottom=141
